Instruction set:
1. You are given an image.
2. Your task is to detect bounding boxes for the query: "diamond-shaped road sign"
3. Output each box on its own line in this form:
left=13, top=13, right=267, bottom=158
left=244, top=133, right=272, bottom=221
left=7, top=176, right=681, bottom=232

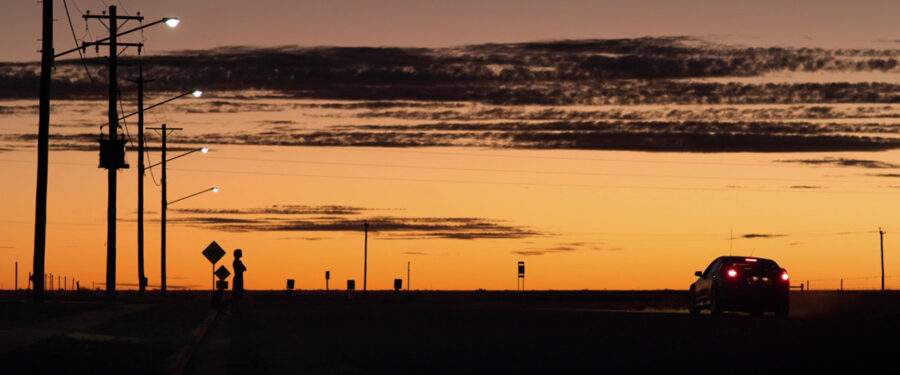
left=215, top=265, right=231, bottom=280
left=203, top=241, right=226, bottom=264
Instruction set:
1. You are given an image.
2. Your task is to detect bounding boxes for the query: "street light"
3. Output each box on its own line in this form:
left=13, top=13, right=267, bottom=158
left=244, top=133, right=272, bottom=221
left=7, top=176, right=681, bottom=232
left=145, top=123, right=212, bottom=293
left=145, top=147, right=209, bottom=170
left=168, top=187, right=219, bottom=206
left=164, top=17, right=181, bottom=28
left=132, top=88, right=203, bottom=296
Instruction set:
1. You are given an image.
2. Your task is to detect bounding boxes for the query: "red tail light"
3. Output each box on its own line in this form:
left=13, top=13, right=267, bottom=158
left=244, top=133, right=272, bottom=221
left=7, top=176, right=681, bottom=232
left=726, top=268, right=738, bottom=278
left=781, top=269, right=789, bottom=281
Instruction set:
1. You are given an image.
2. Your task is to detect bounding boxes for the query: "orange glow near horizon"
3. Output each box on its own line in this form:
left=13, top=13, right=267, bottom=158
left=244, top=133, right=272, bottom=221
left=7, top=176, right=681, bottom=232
left=3, top=97, right=900, bottom=291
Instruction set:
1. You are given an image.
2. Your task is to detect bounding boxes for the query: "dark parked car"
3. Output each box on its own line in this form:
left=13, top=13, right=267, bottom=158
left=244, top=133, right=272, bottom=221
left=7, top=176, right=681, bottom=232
left=689, top=256, right=790, bottom=317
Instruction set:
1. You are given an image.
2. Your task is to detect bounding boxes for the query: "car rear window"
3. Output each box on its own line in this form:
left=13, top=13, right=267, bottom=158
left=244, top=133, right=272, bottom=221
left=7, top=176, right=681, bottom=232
left=726, top=259, right=779, bottom=273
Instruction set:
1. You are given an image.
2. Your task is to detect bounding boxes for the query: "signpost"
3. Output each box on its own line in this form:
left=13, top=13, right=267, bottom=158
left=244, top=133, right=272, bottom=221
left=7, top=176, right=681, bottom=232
left=325, top=270, right=330, bottom=291
left=202, top=241, right=226, bottom=290
left=215, top=265, right=231, bottom=290
left=517, top=261, right=525, bottom=291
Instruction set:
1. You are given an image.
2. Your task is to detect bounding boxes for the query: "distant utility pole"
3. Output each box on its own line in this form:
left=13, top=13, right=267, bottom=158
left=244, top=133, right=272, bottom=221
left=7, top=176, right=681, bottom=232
left=880, top=228, right=885, bottom=291
left=84, top=6, right=144, bottom=298
left=407, top=261, right=410, bottom=292
left=363, top=221, right=369, bottom=293
left=148, top=123, right=182, bottom=293
left=15, top=262, right=18, bottom=291
left=127, top=65, right=152, bottom=296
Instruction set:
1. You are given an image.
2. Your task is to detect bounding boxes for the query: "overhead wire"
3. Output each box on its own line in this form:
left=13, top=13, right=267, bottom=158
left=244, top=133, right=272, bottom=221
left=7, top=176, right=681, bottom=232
left=63, top=0, right=103, bottom=95
left=204, top=155, right=893, bottom=185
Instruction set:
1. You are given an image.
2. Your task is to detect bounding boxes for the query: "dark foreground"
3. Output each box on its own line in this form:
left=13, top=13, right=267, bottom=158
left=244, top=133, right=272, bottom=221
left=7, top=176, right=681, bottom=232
left=2, top=290, right=898, bottom=374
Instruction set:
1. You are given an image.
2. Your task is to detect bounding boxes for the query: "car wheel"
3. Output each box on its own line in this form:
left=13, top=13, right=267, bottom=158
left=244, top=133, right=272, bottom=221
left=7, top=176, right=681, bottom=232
left=776, top=303, right=789, bottom=318
left=709, top=289, right=723, bottom=315
left=689, top=288, right=700, bottom=315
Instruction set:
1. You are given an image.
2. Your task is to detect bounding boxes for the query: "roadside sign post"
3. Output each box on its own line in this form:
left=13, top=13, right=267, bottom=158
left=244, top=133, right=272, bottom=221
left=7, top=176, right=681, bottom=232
left=215, top=265, right=231, bottom=290
left=202, top=241, right=226, bottom=291
left=325, top=270, right=330, bottom=291
left=517, top=261, right=525, bottom=291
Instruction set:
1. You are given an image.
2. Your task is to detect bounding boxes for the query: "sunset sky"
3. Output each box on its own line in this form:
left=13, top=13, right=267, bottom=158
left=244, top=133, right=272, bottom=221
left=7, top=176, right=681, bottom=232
left=3, top=0, right=900, bottom=291
left=3, top=0, right=900, bottom=62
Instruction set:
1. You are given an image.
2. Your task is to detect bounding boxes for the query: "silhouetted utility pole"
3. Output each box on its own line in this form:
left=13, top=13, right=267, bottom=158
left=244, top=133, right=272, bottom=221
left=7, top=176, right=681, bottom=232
left=407, top=261, right=410, bottom=292
left=127, top=65, right=152, bottom=296
left=84, top=6, right=143, bottom=298
left=363, top=221, right=369, bottom=293
left=880, top=228, right=885, bottom=291
left=149, top=124, right=182, bottom=293
left=32, top=0, right=52, bottom=304
left=15, top=262, right=18, bottom=291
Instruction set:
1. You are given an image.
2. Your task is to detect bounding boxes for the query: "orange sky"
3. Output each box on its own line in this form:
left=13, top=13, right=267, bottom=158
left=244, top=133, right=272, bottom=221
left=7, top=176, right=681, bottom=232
left=3, top=0, right=900, bottom=291
left=2, top=99, right=900, bottom=291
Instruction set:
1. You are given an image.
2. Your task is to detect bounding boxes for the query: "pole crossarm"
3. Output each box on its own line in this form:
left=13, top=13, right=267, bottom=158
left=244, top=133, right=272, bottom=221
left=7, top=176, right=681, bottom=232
left=168, top=188, right=217, bottom=206
left=82, top=41, right=144, bottom=49
left=85, top=14, right=145, bottom=21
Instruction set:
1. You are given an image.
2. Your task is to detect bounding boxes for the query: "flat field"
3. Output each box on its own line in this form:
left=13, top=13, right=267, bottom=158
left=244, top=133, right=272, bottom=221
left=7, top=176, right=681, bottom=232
left=2, top=290, right=898, bottom=374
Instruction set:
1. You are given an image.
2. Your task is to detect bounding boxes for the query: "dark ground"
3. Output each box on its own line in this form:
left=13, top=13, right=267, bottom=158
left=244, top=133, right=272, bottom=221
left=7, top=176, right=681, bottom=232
left=2, top=290, right=899, bottom=374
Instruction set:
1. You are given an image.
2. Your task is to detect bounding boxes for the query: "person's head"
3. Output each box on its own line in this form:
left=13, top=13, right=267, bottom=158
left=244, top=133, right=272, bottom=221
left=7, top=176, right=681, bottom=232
left=234, top=249, right=243, bottom=259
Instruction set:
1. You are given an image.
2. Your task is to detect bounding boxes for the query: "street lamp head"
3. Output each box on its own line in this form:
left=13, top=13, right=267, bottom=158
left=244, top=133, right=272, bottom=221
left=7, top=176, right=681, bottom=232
left=201, top=147, right=209, bottom=154
left=192, top=90, right=203, bottom=98
left=212, top=187, right=219, bottom=193
left=164, top=17, right=180, bottom=28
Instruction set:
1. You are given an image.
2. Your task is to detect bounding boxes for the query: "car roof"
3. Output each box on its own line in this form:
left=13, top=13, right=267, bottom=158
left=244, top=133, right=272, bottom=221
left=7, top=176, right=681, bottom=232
left=714, top=256, right=780, bottom=266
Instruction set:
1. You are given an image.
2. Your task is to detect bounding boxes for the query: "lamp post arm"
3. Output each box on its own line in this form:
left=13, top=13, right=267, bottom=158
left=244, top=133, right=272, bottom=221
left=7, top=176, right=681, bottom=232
left=168, top=188, right=216, bottom=206
left=55, top=19, right=166, bottom=59
left=119, top=91, right=193, bottom=122
left=145, top=147, right=204, bottom=170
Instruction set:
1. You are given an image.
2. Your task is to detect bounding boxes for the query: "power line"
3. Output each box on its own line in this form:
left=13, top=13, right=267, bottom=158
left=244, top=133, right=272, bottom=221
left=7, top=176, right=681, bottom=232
left=166, top=166, right=900, bottom=194
left=205, top=155, right=891, bottom=185
left=63, top=0, right=102, bottom=94
left=1, top=158, right=898, bottom=194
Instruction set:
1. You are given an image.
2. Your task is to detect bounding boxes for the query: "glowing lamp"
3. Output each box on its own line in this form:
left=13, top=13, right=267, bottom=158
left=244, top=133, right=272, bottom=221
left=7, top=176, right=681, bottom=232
left=201, top=147, right=209, bottom=154
left=781, top=272, right=789, bottom=281
left=164, top=18, right=180, bottom=28
left=726, top=269, right=738, bottom=278
left=192, top=90, right=203, bottom=98
left=212, top=187, right=219, bottom=193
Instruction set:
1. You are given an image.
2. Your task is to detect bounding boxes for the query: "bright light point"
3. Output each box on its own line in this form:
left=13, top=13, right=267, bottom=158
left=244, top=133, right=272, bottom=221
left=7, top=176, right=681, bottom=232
left=781, top=273, right=789, bottom=281
left=727, top=269, right=737, bottom=277
left=201, top=147, right=209, bottom=154
left=212, top=187, right=219, bottom=193
left=164, top=18, right=180, bottom=28
left=192, top=90, right=203, bottom=98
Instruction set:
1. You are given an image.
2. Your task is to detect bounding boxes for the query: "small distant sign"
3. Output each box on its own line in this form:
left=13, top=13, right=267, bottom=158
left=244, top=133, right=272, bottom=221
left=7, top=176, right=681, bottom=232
left=215, top=265, right=231, bottom=280
left=347, top=280, right=355, bottom=290
left=325, top=271, right=330, bottom=280
left=216, top=280, right=228, bottom=290
left=286, top=279, right=295, bottom=290
left=394, top=278, right=402, bottom=291
left=518, top=261, right=525, bottom=276
left=203, top=241, right=226, bottom=264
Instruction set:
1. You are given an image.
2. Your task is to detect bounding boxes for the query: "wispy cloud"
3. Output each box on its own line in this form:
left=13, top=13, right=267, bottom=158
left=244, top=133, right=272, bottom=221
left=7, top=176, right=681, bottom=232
left=511, top=241, right=619, bottom=255
left=777, top=157, right=900, bottom=169
left=167, top=205, right=540, bottom=240
left=741, top=233, right=786, bottom=239
left=170, top=205, right=368, bottom=216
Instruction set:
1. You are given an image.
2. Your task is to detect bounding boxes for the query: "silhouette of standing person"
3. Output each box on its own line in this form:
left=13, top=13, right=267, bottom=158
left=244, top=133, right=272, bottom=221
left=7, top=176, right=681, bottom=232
left=232, top=249, right=247, bottom=311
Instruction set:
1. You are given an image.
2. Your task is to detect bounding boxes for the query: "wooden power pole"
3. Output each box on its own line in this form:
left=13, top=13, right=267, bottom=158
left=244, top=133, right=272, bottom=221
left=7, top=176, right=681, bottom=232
left=880, top=228, right=885, bottom=291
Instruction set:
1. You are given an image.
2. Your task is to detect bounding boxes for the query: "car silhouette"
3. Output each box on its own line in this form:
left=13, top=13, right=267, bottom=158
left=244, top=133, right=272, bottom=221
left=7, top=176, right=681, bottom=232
left=689, top=256, right=790, bottom=317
